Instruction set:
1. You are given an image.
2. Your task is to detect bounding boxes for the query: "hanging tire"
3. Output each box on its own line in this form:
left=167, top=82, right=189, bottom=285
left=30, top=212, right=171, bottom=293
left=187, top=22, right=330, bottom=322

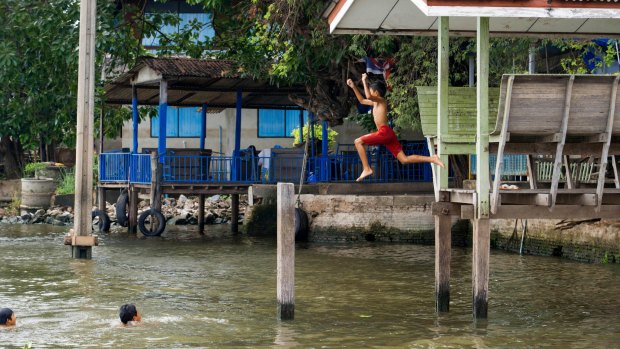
left=91, top=210, right=111, bottom=232
left=138, top=208, right=166, bottom=237
left=116, top=189, right=129, bottom=227
left=294, top=208, right=309, bottom=242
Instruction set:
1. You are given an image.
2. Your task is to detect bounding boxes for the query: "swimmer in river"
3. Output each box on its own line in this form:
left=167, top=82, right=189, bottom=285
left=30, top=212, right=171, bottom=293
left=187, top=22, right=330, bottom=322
left=0, top=308, right=16, bottom=327
left=119, top=304, right=142, bottom=326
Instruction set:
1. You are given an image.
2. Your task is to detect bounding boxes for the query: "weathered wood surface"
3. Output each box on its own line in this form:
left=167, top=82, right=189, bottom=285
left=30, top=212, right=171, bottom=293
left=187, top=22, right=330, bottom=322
left=492, top=74, right=620, bottom=137
left=435, top=214, right=451, bottom=312
left=277, top=183, right=295, bottom=320
left=472, top=218, right=490, bottom=319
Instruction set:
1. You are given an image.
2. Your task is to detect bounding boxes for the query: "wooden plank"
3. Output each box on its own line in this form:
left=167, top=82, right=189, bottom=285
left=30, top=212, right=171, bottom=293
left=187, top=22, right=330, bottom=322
left=150, top=152, right=162, bottom=211
left=526, top=155, right=537, bottom=189
left=596, top=76, right=619, bottom=209
left=550, top=76, right=575, bottom=209
left=472, top=218, right=490, bottom=320
left=563, top=155, right=574, bottom=189
left=491, top=75, right=515, bottom=214
left=277, top=183, right=295, bottom=320
left=476, top=17, right=490, bottom=218
left=427, top=137, right=440, bottom=201
left=435, top=215, right=452, bottom=313
left=437, top=16, right=450, bottom=192
left=612, top=156, right=620, bottom=189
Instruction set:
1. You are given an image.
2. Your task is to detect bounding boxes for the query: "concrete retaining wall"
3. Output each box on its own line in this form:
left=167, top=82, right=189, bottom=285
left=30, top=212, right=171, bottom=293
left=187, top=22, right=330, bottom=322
left=245, top=187, right=620, bottom=263
left=0, top=180, right=21, bottom=202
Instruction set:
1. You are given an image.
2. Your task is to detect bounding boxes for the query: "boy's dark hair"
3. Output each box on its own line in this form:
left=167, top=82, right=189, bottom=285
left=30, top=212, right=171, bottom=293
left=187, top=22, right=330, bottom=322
left=0, top=308, right=13, bottom=325
left=119, top=304, right=138, bottom=324
left=369, top=81, right=387, bottom=98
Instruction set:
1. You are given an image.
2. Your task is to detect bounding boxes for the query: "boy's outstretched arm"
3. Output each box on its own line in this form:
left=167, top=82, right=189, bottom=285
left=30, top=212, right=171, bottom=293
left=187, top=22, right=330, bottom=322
left=347, top=78, right=373, bottom=106
left=362, top=73, right=371, bottom=99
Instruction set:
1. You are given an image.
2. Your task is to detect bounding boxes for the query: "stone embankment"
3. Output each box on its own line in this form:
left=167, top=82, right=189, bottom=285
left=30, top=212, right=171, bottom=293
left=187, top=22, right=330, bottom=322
left=0, top=194, right=247, bottom=227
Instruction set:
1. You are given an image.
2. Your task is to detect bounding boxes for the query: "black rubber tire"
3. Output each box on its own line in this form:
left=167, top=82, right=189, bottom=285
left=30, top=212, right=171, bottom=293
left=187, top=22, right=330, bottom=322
left=91, top=210, right=111, bottom=232
left=294, top=208, right=309, bottom=242
left=138, top=208, right=166, bottom=237
left=116, top=189, right=129, bottom=227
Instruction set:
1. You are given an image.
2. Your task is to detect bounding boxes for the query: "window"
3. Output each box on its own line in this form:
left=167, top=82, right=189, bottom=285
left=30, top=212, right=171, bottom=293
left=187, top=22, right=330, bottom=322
left=258, top=109, right=309, bottom=138
left=142, top=0, right=215, bottom=49
left=151, top=107, right=202, bottom=138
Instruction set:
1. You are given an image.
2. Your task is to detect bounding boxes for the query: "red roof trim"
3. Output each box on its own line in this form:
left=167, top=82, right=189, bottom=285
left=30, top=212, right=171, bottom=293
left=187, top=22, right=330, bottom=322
left=327, top=0, right=349, bottom=24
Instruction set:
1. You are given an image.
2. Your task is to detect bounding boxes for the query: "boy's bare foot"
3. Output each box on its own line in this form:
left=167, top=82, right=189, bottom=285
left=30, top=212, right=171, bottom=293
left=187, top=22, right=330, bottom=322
left=431, top=155, right=445, bottom=168
left=356, top=168, right=373, bottom=182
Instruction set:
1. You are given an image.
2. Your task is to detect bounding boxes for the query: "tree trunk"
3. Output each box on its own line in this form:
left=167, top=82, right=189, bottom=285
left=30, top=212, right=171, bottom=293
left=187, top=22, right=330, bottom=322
left=0, top=136, right=24, bottom=179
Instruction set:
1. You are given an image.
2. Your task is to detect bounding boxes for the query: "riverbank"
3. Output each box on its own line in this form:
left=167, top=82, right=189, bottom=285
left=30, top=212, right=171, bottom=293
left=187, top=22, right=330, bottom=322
left=0, top=194, right=248, bottom=227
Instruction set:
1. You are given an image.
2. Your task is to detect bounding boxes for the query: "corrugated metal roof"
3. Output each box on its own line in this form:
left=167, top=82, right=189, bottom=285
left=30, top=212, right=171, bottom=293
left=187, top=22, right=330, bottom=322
left=104, top=57, right=306, bottom=109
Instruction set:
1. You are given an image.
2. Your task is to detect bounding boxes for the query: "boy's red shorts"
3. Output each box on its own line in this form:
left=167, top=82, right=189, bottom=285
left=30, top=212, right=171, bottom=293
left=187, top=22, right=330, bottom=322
left=360, top=125, right=402, bottom=158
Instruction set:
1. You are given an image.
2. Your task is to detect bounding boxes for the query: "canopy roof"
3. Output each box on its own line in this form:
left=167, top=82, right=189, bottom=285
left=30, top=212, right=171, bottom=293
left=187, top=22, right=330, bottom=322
left=104, top=57, right=306, bottom=109
left=325, top=0, right=620, bottom=37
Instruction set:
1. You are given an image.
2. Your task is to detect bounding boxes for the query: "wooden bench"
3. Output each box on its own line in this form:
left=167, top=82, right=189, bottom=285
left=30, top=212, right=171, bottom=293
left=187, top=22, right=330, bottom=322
left=418, top=74, right=620, bottom=213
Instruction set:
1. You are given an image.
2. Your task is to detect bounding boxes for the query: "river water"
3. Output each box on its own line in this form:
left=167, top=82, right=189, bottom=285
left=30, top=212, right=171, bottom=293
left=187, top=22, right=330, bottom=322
left=1, top=224, right=619, bottom=348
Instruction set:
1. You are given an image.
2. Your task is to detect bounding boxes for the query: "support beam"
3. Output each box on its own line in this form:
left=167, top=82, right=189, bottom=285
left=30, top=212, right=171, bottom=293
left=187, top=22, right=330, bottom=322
left=596, top=76, right=619, bottom=209
left=150, top=152, right=162, bottom=212
left=476, top=17, right=490, bottom=218
left=310, top=112, right=316, bottom=156
left=491, top=75, right=514, bottom=214
left=132, top=84, right=139, bottom=154
left=277, top=183, right=295, bottom=320
left=550, top=76, right=574, bottom=208
left=472, top=218, right=490, bottom=319
left=158, top=80, right=168, bottom=163
left=198, top=194, right=205, bottom=235
left=231, top=193, right=239, bottom=234
left=72, top=0, right=97, bottom=259
left=99, top=104, right=104, bottom=154
left=526, top=155, right=538, bottom=189
left=435, top=215, right=452, bottom=312
left=200, top=103, right=208, bottom=150
left=437, top=16, right=450, bottom=193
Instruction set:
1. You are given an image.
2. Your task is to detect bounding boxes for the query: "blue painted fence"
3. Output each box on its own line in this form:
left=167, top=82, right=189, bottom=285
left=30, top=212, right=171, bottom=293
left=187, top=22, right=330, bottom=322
left=99, top=142, right=433, bottom=184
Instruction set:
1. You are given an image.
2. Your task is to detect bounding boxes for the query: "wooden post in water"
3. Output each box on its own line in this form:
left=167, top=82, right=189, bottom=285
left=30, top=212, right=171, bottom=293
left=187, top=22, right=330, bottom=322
left=128, top=186, right=138, bottom=234
left=277, top=183, right=295, bottom=320
left=150, top=152, right=161, bottom=211
left=435, top=16, right=451, bottom=313
left=231, top=194, right=239, bottom=234
left=198, top=194, right=205, bottom=235
left=473, top=16, right=491, bottom=320
left=97, top=106, right=105, bottom=212
left=435, top=215, right=451, bottom=312
left=71, top=0, right=97, bottom=259
left=472, top=218, right=490, bottom=319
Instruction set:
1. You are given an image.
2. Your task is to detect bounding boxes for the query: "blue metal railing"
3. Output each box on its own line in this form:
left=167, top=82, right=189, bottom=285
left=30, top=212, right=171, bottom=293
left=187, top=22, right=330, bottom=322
left=100, top=143, right=434, bottom=185
left=99, top=152, right=130, bottom=182
left=470, top=154, right=528, bottom=178
left=130, top=154, right=152, bottom=184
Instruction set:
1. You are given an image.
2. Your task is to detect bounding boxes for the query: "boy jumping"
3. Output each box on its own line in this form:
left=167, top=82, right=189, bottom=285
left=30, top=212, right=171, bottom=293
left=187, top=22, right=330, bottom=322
left=347, top=74, right=444, bottom=182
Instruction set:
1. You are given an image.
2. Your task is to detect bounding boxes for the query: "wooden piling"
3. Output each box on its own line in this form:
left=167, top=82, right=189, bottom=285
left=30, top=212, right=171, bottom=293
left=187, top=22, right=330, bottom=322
left=231, top=193, right=239, bottom=234
left=97, top=186, right=105, bottom=212
left=435, top=215, right=452, bottom=312
left=150, top=152, right=161, bottom=211
left=72, top=0, right=97, bottom=259
left=472, top=218, right=490, bottom=319
left=198, top=194, right=205, bottom=235
left=277, top=183, right=295, bottom=320
left=129, top=186, right=138, bottom=234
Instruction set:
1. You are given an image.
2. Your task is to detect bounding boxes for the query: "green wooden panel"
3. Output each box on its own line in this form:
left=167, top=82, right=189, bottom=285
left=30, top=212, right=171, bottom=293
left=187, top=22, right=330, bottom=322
left=417, top=86, right=500, bottom=138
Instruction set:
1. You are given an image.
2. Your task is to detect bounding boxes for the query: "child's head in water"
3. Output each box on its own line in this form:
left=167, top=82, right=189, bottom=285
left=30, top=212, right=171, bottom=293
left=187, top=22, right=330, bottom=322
left=0, top=308, right=16, bottom=326
left=119, top=304, right=141, bottom=325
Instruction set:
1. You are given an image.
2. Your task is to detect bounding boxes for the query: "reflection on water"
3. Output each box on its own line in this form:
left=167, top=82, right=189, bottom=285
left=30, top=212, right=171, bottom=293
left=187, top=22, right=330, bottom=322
left=1, top=224, right=619, bottom=348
